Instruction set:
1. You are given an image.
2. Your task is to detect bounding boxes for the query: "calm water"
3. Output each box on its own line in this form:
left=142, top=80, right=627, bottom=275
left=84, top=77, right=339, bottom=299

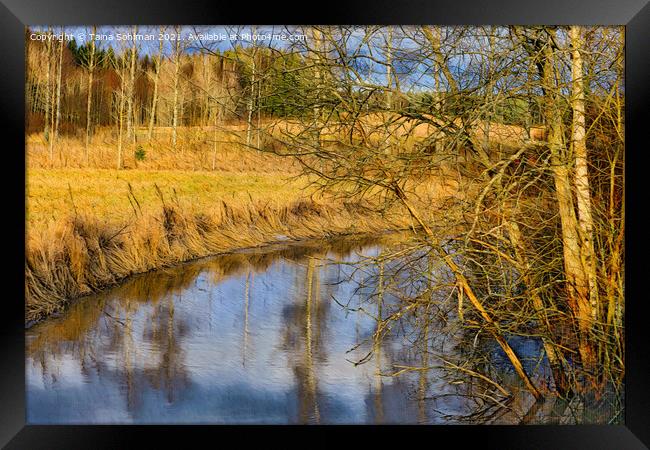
left=26, top=234, right=596, bottom=424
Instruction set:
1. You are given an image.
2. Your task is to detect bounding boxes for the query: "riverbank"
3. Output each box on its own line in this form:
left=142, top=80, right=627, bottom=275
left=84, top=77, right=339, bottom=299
left=27, top=168, right=453, bottom=323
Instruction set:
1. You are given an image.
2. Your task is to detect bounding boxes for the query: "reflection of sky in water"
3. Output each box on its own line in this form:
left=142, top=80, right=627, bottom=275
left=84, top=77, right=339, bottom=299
left=26, top=236, right=548, bottom=424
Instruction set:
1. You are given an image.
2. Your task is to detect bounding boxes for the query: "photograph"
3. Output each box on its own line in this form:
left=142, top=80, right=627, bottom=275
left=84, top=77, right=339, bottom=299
left=23, top=24, right=625, bottom=425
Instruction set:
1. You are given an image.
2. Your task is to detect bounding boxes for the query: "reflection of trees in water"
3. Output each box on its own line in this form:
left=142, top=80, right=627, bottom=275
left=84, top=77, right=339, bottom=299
left=30, top=232, right=552, bottom=423
left=373, top=258, right=384, bottom=423
left=26, top=229, right=617, bottom=423
left=242, top=269, right=253, bottom=366
left=28, top=285, right=192, bottom=414
left=342, top=246, right=522, bottom=423
left=27, top=267, right=196, bottom=411
left=25, top=231, right=517, bottom=423
left=280, top=255, right=333, bottom=424
left=27, top=234, right=395, bottom=358
left=27, top=233, right=397, bottom=421
left=140, top=292, right=189, bottom=405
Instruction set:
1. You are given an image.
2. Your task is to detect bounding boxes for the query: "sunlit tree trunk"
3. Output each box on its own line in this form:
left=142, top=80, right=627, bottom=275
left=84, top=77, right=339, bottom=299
left=84, top=26, right=96, bottom=164
left=212, top=104, right=219, bottom=171
left=172, top=27, right=181, bottom=149
left=392, top=187, right=542, bottom=400
left=147, top=27, right=164, bottom=141
left=246, top=26, right=257, bottom=149
left=44, top=28, right=52, bottom=148
left=116, top=60, right=127, bottom=170
left=310, top=27, right=324, bottom=145
left=201, top=53, right=211, bottom=127
left=570, top=25, right=598, bottom=320
left=117, top=89, right=125, bottom=170
left=256, top=68, right=262, bottom=148
left=127, top=26, right=138, bottom=144
left=51, top=31, right=64, bottom=162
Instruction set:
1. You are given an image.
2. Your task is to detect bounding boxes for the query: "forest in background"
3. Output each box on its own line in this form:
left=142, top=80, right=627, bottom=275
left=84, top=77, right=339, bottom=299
left=26, top=25, right=556, bottom=170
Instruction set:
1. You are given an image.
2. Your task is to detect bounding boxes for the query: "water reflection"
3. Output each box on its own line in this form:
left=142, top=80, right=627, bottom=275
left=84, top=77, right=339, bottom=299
left=26, top=233, right=562, bottom=424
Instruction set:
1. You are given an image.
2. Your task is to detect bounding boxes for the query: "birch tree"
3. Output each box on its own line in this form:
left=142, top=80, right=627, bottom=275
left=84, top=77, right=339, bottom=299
left=50, top=29, right=64, bottom=161
left=43, top=27, right=53, bottom=147
left=126, top=26, right=138, bottom=144
left=245, top=26, right=258, bottom=149
left=172, top=26, right=182, bottom=149
left=84, top=26, right=97, bottom=163
left=570, top=25, right=598, bottom=321
left=147, top=27, right=165, bottom=141
left=111, top=34, right=130, bottom=170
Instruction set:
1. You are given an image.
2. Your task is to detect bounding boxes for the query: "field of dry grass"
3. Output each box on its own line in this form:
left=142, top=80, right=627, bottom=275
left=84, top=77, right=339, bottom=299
left=27, top=168, right=308, bottom=226
left=27, top=114, right=538, bottom=170
left=27, top=125, right=297, bottom=171
left=26, top=120, right=470, bottom=324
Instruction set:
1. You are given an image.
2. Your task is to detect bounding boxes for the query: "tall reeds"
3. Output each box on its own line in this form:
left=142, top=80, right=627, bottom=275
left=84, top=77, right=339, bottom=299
left=26, top=192, right=411, bottom=323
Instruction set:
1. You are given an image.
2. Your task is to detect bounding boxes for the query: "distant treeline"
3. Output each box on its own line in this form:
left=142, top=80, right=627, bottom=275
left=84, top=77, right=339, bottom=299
left=26, top=28, right=313, bottom=135
left=25, top=26, right=558, bottom=139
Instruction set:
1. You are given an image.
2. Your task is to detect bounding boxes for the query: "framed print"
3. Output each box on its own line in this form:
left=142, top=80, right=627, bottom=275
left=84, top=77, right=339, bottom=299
left=1, top=0, right=648, bottom=447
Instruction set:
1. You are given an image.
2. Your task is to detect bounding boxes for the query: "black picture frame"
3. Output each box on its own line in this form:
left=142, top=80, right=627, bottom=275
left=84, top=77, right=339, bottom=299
left=1, top=0, right=648, bottom=448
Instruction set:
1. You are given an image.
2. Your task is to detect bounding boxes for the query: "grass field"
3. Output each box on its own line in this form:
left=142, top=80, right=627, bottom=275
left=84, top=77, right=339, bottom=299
left=27, top=168, right=309, bottom=226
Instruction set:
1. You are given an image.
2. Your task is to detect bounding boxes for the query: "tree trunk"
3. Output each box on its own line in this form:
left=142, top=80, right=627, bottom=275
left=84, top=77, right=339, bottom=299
left=570, top=25, right=599, bottom=321
left=246, top=27, right=257, bottom=149
left=51, top=32, right=64, bottom=162
left=212, top=105, right=219, bottom=171
left=422, top=26, right=459, bottom=94
left=505, top=219, right=571, bottom=397
left=392, top=184, right=542, bottom=401
left=541, top=31, right=595, bottom=376
left=256, top=70, right=262, bottom=148
left=127, top=26, right=138, bottom=144
left=44, top=28, right=52, bottom=148
left=311, top=27, right=323, bottom=145
left=172, top=27, right=181, bottom=149
left=117, top=67, right=126, bottom=170
left=147, top=27, right=164, bottom=142
left=84, top=25, right=96, bottom=164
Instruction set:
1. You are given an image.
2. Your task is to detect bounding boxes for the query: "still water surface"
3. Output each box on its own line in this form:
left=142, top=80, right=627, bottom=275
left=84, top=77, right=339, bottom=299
left=26, top=234, right=551, bottom=424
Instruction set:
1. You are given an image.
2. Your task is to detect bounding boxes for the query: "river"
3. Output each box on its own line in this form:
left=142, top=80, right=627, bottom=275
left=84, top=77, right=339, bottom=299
left=26, top=233, right=608, bottom=424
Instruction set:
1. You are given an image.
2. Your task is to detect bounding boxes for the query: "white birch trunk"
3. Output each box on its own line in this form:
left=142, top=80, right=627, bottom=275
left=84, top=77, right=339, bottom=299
left=570, top=25, right=598, bottom=320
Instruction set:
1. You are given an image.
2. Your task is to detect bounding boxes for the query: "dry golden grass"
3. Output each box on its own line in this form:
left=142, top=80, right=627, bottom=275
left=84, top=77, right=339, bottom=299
left=26, top=125, right=299, bottom=171
left=27, top=168, right=308, bottom=226
left=26, top=192, right=416, bottom=323
left=25, top=120, right=470, bottom=324
left=27, top=116, right=535, bottom=171
left=264, top=114, right=535, bottom=161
